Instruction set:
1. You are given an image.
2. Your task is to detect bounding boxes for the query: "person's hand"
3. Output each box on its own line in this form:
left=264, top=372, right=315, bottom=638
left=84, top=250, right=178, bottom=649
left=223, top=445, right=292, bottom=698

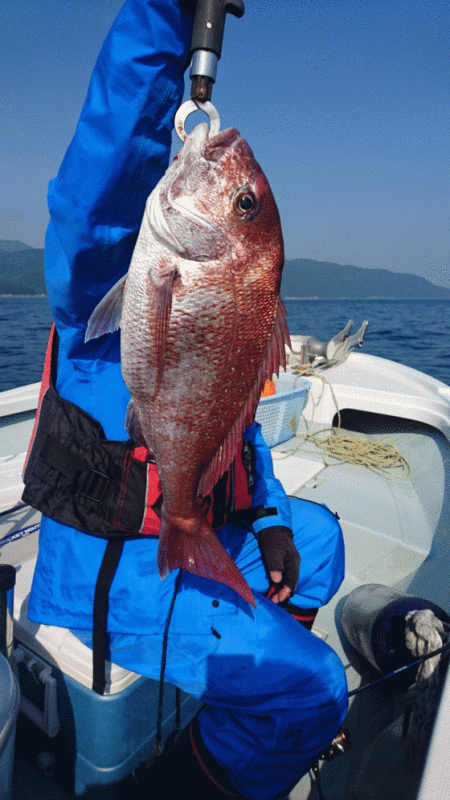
left=258, top=527, right=300, bottom=604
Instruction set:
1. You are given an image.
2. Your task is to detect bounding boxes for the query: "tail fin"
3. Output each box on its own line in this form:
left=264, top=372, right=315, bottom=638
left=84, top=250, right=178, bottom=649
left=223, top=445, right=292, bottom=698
left=157, top=510, right=255, bottom=608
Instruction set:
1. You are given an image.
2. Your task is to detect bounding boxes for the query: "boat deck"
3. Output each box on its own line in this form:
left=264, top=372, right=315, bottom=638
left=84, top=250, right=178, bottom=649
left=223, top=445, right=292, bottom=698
left=280, top=413, right=450, bottom=799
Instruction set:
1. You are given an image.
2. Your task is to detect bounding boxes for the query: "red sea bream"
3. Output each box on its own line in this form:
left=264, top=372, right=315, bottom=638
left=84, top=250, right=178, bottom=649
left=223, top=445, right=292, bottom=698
left=86, top=123, right=290, bottom=606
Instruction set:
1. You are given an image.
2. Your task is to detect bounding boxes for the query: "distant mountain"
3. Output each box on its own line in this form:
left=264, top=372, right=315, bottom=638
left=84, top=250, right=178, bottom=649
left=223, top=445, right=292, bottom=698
left=0, top=241, right=45, bottom=294
left=281, top=259, right=450, bottom=299
left=1, top=241, right=449, bottom=299
left=0, top=240, right=35, bottom=253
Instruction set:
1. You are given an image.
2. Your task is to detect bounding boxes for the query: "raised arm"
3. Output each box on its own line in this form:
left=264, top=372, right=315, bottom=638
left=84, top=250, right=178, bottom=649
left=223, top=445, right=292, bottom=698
left=46, top=0, right=193, bottom=332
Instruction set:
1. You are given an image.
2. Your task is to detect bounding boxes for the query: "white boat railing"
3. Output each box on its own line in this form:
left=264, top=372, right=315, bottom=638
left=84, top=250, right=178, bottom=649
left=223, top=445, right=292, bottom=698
left=0, top=383, right=40, bottom=418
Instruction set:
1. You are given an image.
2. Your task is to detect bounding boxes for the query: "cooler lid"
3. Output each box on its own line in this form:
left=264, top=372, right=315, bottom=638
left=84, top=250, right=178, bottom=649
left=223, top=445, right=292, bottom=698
left=13, top=557, right=142, bottom=695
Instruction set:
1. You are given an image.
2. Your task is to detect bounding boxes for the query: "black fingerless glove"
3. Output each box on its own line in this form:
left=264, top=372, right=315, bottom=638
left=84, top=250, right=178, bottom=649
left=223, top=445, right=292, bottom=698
left=258, top=526, right=300, bottom=593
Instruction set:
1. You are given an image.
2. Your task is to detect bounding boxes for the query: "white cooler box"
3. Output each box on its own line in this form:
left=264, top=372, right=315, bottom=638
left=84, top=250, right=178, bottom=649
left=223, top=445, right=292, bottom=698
left=12, top=557, right=200, bottom=798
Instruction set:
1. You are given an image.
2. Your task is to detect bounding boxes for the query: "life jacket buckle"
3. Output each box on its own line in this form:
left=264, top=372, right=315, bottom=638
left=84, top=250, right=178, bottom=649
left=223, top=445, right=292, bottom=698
left=75, top=468, right=111, bottom=503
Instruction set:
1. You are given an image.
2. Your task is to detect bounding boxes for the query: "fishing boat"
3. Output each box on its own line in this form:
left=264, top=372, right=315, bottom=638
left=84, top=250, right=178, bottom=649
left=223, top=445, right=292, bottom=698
left=1, top=322, right=450, bottom=800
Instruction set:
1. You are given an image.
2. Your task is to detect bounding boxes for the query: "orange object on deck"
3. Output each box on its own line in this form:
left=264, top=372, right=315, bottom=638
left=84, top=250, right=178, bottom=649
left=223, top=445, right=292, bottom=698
left=261, top=379, right=276, bottom=398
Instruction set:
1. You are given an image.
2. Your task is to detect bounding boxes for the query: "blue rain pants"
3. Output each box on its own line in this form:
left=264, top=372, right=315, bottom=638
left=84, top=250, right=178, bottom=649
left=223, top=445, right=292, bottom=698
left=27, top=2, right=348, bottom=798
left=72, top=495, right=347, bottom=800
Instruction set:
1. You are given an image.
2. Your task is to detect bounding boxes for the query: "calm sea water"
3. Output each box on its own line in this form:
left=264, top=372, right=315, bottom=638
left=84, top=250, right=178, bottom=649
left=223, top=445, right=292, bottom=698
left=1, top=295, right=449, bottom=392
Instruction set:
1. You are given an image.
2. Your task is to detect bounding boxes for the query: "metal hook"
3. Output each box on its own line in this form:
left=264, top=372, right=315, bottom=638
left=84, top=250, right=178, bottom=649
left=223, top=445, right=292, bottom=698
left=174, top=99, right=221, bottom=142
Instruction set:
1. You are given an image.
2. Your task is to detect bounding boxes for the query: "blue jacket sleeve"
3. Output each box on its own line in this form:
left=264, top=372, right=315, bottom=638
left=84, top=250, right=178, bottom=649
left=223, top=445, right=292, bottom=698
left=46, top=0, right=192, bottom=338
left=43, top=1, right=192, bottom=437
left=243, top=422, right=293, bottom=534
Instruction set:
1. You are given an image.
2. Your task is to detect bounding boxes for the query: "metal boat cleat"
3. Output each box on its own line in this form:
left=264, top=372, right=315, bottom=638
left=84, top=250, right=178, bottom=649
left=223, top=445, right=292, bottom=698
left=344, top=320, right=368, bottom=352
left=291, top=319, right=369, bottom=372
left=175, top=99, right=221, bottom=142
left=324, top=320, right=368, bottom=363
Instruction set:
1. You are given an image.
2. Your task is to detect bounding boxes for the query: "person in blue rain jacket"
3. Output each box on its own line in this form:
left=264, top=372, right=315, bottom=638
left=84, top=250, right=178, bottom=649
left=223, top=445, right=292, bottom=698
left=26, top=2, right=348, bottom=798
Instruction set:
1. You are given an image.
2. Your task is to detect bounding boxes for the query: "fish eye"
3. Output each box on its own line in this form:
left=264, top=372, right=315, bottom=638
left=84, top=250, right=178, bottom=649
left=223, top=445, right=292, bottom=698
left=233, top=187, right=258, bottom=218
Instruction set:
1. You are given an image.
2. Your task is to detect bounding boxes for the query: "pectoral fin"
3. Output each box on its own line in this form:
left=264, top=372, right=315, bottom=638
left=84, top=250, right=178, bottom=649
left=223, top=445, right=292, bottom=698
left=85, top=275, right=127, bottom=342
left=150, top=269, right=178, bottom=400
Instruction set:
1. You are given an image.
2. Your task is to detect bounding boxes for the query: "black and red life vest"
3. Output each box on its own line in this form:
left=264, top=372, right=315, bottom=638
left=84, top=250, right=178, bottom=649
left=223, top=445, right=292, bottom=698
left=22, top=324, right=256, bottom=539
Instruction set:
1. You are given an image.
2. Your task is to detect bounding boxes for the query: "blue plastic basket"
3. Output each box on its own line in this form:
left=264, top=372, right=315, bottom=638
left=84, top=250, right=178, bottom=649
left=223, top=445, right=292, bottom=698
left=255, top=374, right=311, bottom=448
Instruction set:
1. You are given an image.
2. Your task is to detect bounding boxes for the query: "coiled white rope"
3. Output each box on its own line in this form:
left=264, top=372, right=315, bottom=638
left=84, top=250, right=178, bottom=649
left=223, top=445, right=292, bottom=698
left=285, top=370, right=412, bottom=481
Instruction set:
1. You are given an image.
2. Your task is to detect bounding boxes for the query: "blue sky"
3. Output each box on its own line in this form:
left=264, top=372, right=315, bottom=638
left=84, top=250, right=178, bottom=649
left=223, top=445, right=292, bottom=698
left=1, top=0, right=449, bottom=287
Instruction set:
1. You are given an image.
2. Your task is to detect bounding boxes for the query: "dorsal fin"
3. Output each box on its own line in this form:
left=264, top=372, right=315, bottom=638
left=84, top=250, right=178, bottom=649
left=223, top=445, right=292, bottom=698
left=197, top=298, right=291, bottom=497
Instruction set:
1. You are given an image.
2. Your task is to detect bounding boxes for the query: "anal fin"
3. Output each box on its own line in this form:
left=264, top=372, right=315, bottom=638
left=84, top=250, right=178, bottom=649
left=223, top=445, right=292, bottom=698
left=124, top=399, right=146, bottom=445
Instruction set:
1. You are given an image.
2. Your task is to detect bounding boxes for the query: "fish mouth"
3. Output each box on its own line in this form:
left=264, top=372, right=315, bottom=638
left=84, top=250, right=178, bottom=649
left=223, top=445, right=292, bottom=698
left=205, top=128, right=255, bottom=168
left=203, top=127, right=242, bottom=163
left=181, top=123, right=250, bottom=163
left=179, top=123, right=253, bottom=169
